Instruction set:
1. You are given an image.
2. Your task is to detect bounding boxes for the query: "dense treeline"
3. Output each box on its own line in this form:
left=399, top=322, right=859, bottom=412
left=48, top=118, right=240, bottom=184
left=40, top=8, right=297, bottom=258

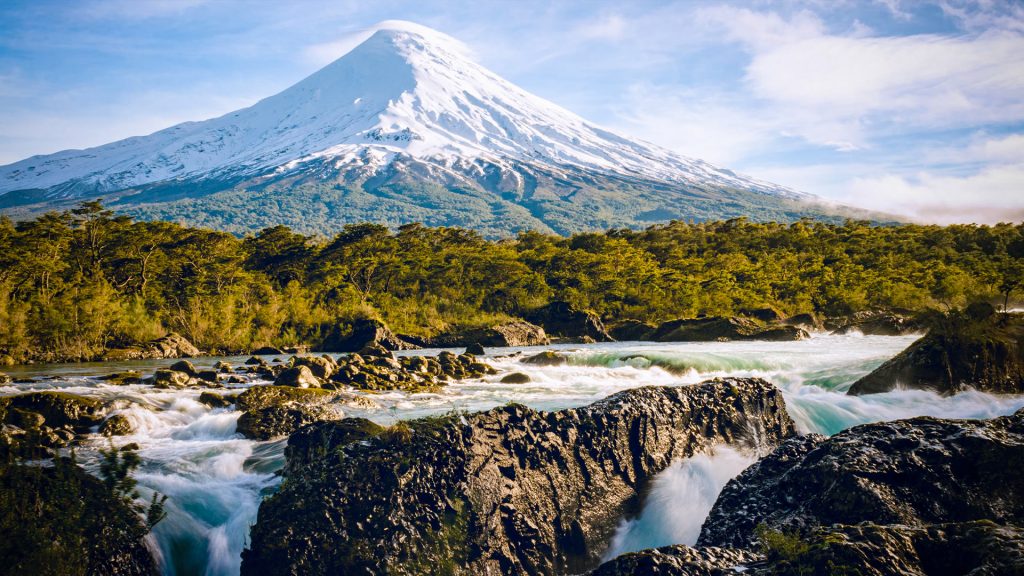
left=0, top=201, right=1021, bottom=362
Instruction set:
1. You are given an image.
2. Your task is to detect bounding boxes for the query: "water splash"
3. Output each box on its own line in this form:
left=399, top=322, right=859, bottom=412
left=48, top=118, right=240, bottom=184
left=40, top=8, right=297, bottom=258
left=6, top=333, right=1024, bottom=575
left=602, top=447, right=754, bottom=560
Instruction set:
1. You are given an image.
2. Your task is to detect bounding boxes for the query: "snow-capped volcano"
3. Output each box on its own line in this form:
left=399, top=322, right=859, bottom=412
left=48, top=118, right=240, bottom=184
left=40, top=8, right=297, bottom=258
left=1, top=21, right=852, bottom=236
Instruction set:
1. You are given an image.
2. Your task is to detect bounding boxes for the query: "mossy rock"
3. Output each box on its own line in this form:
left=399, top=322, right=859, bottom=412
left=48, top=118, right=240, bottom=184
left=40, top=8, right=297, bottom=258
left=500, top=372, right=531, bottom=384
left=100, top=414, right=134, bottom=436
left=5, top=392, right=104, bottom=431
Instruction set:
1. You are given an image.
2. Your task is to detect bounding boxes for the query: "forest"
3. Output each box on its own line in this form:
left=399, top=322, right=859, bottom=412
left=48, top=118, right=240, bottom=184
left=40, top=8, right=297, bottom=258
left=1, top=201, right=1022, bottom=362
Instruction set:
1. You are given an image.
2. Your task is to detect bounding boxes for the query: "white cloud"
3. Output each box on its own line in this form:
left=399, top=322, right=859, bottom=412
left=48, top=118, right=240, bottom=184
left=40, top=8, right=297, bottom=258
left=609, top=84, right=784, bottom=166
left=841, top=164, right=1024, bottom=224
left=692, top=6, right=1024, bottom=151
left=572, top=13, right=628, bottom=41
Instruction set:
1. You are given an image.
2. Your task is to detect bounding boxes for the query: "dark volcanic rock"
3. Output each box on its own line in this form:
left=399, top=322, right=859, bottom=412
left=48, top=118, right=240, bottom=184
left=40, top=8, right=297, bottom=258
left=103, top=332, right=200, bottom=361
left=2, top=391, right=104, bottom=431
left=0, top=458, right=159, bottom=575
left=525, top=301, right=612, bottom=342
left=738, top=307, right=783, bottom=323
left=241, top=378, right=795, bottom=576
left=782, top=313, right=822, bottom=331
left=698, top=408, right=1024, bottom=549
left=273, top=365, right=321, bottom=388
left=322, top=318, right=418, bottom=352
left=849, top=309, right=1024, bottom=396
left=233, top=385, right=366, bottom=440
left=761, top=521, right=1024, bottom=576
left=607, top=320, right=656, bottom=342
left=198, top=391, right=233, bottom=408
left=100, top=414, right=134, bottom=436
left=522, top=350, right=567, bottom=366
left=830, top=310, right=922, bottom=336
left=430, top=320, right=550, bottom=347
left=465, top=342, right=486, bottom=355
left=651, top=317, right=808, bottom=342
left=151, top=369, right=193, bottom=388
left=168, top=359, right=197, bottom=376
left=587, top=545, right=759, bottom=576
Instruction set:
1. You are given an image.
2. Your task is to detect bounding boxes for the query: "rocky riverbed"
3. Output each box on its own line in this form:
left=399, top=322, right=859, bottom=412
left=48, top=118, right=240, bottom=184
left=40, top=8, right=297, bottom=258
left=2, top=333, right=1024, bottom=575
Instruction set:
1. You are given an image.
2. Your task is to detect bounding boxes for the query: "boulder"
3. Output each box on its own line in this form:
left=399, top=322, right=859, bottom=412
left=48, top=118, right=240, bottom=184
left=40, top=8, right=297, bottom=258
left=698, top=408, right=1024, bottom=549
left=151, top=369, right=192, bottom=388
left=755, top=521, right=1024, bottom=576
left=830, top=310, right=923, bottom=336
left=651, top=316, right=808, bottom=342
left=196, top=370, right=219, bottom=383
left=103, top=332, right=200, bottom=361
left=587, top=545, right=759, bottom=576
left=99, top=371, right=144, bottom=386
left=500, top=372, right=531, bottom=384
left=236, top=405, right=343, bottom=441
left=0, top=372, right=11, bottom=385
left=321, top=318, right=418, bottom=352
left=782, top=312, right=822, bottom=331
left=241, top=378, right=795, bottom=575
left=607, top=320, right=656, bottom=341
left=431, top=320, right=550, bottom=348
left=0, top=458, right=159, bottom=575
left=273, top=365, right=320, bottom=388
left=3, top=391, right=103, bottom=431
left=849, top=309, right=1024, bottom=396
left=168, top=360, right=197, bottom=376
left=233, top=385, right=368, bottom=440
left=465, top=342, right=486, bottom=355
left=525, top=301, right=613, bottom=342
left=291, top=355, right=337, bottom=380
left=214, top=361, right=233, bottom=372
left=522, top=350, right=567, bottom=366
left=244, top=356, right=266, bottom=365
left=198, top=392, right=233, bottom=408
left=100, top=414, right=133, bottom=436
left=738, top=307, right=784, bottom=323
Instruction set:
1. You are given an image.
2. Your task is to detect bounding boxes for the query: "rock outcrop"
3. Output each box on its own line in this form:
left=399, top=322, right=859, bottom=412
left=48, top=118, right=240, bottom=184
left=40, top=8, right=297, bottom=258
left=587, top=545, right=759, bottom=576
left=763, top=521, right=1024, bottom=576
left=607, top=320, right=656, bottom=342
left=321, top=318, right=418, bottom=352
left=0, top=458, right=159, bottom=575
left=830, top=310, right=922, bottom=336
left=650, top=317, right=808, bottom=342
left=241, top=378, right=795, bottom=576
left=698, top=408, right=1024, bottom=549
left=594, top=521, right=1024, bottom=576
left=233, top=385, right=374, bottom=440
left=430, top=321, right=550, bottom=347
left=0, top=391, right=107, bottom=456
left=102, top=332, right=200, bottom=361
left=849, top=308, right=1024, bottom=396
left=525, top=301, right=612, bottom=342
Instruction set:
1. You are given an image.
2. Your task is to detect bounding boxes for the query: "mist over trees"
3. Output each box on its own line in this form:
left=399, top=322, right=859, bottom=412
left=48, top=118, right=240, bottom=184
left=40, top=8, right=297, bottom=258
left=1, top=201, right=1021, bottom=362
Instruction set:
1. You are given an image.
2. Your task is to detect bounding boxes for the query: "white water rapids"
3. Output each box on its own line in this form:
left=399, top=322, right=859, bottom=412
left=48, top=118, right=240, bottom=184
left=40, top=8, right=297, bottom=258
left=4, top=333, right=1024, bottom=574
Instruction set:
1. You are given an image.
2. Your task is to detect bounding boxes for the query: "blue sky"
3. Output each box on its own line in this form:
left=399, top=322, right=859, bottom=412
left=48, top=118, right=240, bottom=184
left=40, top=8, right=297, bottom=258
left=1, top=0, right=1022, bottom=223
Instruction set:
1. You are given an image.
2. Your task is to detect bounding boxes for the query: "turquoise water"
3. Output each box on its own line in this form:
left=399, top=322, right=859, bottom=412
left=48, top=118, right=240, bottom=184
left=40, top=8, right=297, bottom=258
left=4, top=333, right=1023, bottom=574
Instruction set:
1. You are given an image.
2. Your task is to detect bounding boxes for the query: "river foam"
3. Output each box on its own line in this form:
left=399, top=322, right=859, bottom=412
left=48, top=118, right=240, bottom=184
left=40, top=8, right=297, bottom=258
left=5, top=333, right=1023, bottom=574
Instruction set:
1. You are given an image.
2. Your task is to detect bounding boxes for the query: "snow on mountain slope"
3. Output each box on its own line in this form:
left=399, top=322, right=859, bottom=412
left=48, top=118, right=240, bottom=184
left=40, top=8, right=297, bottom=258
left=0, top=20, right=806, bottom=201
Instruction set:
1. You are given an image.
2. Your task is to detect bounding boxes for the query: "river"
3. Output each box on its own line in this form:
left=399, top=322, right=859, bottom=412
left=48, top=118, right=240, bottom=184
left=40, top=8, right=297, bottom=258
left=4, top=333, right=1024, bottom=575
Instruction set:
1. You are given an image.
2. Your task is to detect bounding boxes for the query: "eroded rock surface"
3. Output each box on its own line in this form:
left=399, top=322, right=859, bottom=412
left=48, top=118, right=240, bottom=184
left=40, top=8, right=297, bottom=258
left=849, top=308, right=1024, bottom=396
left=698, top=409, right=1024, bottom=549
left=241, top=378, right=795, bottom=576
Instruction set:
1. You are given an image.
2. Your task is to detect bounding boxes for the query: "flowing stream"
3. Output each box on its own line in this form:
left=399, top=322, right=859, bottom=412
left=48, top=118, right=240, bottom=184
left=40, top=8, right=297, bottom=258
left=4, top=333, right=1024, bottom=574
